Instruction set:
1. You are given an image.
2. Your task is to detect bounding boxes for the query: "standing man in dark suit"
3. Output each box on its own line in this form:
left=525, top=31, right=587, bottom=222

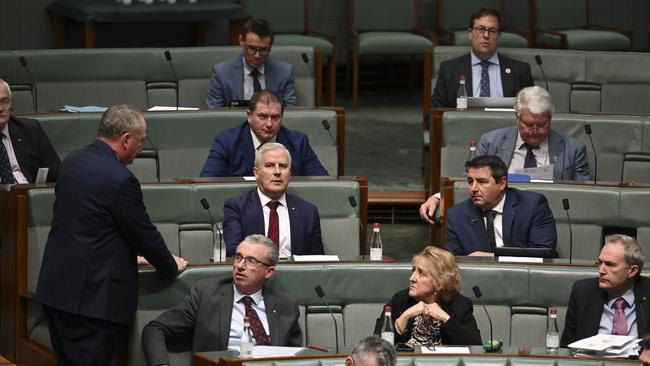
left=141, top=234, right=302, bottom=365
left=200, top=89, right=328, bottom=177
left=35, top=105, right=189, bottom=366
left=431, top=9, right=533, bottom=108
left=561, top=234, right=650, bottom=347
left=223, top=142, right=324, bottom=257
left=445, top=155, right=557, bottom=256
left=0, top=79, right=60, bottom=183
left=206, top=17, right=296, bottom=108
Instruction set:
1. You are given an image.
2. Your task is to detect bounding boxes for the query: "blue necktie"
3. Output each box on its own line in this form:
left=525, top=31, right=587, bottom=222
left=485, top=210, right=497, bottom=250
left=250, top=69, right=262, bottom=94
left=0, top=135, right=16, bottom=184
left=479, top=60, right=491, bottom=97
left=524, top=143, right=537, bottom=169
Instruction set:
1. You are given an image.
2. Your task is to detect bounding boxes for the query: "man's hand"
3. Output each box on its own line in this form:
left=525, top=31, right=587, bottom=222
left=173, top=255, right=189, bottom=272
left=419, top=195, right=440, bottom=224
left=468, top=251, right=494, bottom=257
left=137, top=256, right=150, bottom=266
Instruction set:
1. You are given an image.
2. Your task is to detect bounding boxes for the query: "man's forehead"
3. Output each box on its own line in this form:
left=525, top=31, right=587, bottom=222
left=260, top=149, right=289, bottom=163
left=254, top=102, right=282, bottom=113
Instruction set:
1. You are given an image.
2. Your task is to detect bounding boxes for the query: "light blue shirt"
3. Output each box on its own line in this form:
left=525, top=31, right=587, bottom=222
left=598, top=288, right=637, bottom=337
left=227, top=285, right=269, bottom=350
left=471, top=51, right=503, bottom=98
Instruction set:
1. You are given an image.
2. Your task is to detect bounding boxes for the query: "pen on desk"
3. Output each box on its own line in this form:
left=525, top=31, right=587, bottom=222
left=306, top=345, right=330, bottom=352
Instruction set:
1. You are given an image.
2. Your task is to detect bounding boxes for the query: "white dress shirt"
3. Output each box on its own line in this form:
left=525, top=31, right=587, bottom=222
left=483, top=192, right=507, bottom=248
left=257, top=189, right=292, bottom=258
left=243, top=58, right=266, bottom=100
left=0, top=123, right=28, bottom=183
left=471, top=51, right=503, bottom=98
left=509, top=132, right=550, bottom=173
left=227, top=285, right=269, bottom=350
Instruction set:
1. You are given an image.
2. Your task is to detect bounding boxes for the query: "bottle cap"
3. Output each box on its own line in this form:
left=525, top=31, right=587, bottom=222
left=244, top=316, right=251, bottom=323
left=384, top=306, right=392, bottom=312
left=373, top=223, right=380, bottom=229
left=549, top=307, right=557, bottom=315
left=459, top=75, right=465, bottom=81
left=469, top=140, right=476, bottom=147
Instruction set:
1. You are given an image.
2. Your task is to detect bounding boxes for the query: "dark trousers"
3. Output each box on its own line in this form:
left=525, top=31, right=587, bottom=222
left=44, top=305, right=126, bottom=366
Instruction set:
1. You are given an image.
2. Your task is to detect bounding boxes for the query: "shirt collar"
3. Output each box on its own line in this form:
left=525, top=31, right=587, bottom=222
left=606, top=287, right=635, bottom=308
left=490, top=190, right=507, bottom=215
left=0, top=122, right=8, bottom=139
left=234, top=283, right=264, bottom=304
left=516, top=130, right=549, bottom=152
left=257, top=187, right=287, bottom=207
left=250, top=129, right=277, bottom=151
left=471, top=51, right=500, bottom=67
left=243, top=57, right=265, bottom=76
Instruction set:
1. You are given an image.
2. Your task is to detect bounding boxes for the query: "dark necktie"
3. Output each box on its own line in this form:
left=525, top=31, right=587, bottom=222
left=612, top=297, right=628, bottom=335
left=479, top=60, right=491, bottom=97
left=240, top=296, right=271, bottom=345
left=485, top=210, right=497, bottom=250
left=0, top=135, right=16, bottom=184
left=524, top=143, right=537, bottom=169
left=267, top=201, right=280, bottom=247
left=250, top=69, right=262, bottom=94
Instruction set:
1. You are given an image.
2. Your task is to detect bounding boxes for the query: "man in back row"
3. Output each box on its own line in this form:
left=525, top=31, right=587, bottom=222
left=431, top=8, right=533, bottom=108
left=420, top=85, right=591, bottom=223
left=200, top=89, right=328, bottom=177
left=206, top=17, right=296, bottom=108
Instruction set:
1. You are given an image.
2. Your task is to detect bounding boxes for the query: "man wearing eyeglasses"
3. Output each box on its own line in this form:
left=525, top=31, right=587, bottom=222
left=0, top=79, right=60, bottom=183
left=206, top=17, right=296, bottom=108
left=222, top=142, right=325, bottom=257
left=431, top=9, right=533, bottom=108
left=142, top=234, right=302, bottom=365
left=200, top=89, right=328, bottom=177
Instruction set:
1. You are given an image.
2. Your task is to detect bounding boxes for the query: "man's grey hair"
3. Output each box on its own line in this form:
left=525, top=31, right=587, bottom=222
left=0, top=79, right=11, bottom=99
left=242, top=234, right=279, bottom=266
left=515, top=85, right=555, bottom=118
left=350, top=336, right=396, bottom=366
left=254, top=142, right=292, bottom=168
left=97, top=104, right=144, bottom=138
left=605, top=234, right=645, bottom=274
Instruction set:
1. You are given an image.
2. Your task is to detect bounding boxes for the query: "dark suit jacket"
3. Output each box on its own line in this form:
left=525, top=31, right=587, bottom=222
left=205, top=55, right=296, bottom=108
left=7, top=116, right=60, bottom=182
left=476, top=126, right=592, bottom=181
left=560, top=277, right=650, bottom=347
left=431, top=53, right=534, bottom=108
left=141, top=277, right=302, bottom=366
left=445, top=187, right=557, bottom=256
left=223, top=189, right=324, bottom=256
left=373, top=289, right=482, bottom=345
left=199, top=121, right=328, bottom=177
left=35, top=140, right=178, bottom=324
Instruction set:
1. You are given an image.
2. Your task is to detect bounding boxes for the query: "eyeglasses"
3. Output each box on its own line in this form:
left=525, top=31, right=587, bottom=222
left=233, top=253, right=272, bottom=267
left=471, top=26, right=500, bottom=36
left=244, top=45, right=270, bottom=56
left=0, top=98, right=10, bottom=106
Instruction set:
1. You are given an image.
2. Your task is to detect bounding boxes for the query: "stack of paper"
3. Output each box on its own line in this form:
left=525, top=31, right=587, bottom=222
left=568, top=334, right=640, bottom=357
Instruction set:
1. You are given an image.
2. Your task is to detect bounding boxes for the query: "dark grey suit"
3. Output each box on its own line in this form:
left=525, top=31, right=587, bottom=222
left=141, top=277, right=302, bottom=366
left=476, top=126, right=592, bottom=181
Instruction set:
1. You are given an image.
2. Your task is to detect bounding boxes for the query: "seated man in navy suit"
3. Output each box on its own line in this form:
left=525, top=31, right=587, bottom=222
left=206, top=17, right=296, bottom=108
left=223, top=142, right=325, bottom=257
left=200, top=89, right=328, bottom=177
left=445, top=155, right=557, bottom=256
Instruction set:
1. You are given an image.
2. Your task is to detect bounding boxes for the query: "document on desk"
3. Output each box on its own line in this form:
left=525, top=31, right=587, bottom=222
left=514, top=165, right=554, bottom=181
left=147, top=106, right=200, bottom=111
left=251, top=346, right=305, bottom=358
left=569, top=334, right=639, bottom=357
left=293, top=255, right=340, bottom=262
left=497, top=256, right=543, bottom=263
left=421, top=346, right=470, bottom=354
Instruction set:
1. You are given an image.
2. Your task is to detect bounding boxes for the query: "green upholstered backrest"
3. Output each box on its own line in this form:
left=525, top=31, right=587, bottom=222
left=440, top=0, right=500, bottom=30
left=534, top=0, right=587, bottom=30
left=353, top=0, right=414, bottom=32
left=242, top=0, right=305, bottom=33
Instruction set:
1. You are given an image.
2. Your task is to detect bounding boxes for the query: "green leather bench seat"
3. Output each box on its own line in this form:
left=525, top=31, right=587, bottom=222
left=439, top=111, right=648, bottom=183
left=25, top=108, right=341, bottom=181
left=5, top=46, right=318, bottom=113
left=451, top=181, right=650, bottom=260
left=430, top=46, right=650, bottom=114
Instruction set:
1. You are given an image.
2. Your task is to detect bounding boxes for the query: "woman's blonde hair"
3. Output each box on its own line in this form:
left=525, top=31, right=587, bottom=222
left=412, top=246, right=461, bottom=302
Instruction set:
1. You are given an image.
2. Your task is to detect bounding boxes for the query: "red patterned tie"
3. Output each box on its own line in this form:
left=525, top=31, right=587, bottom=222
left=612, top=297, right=628, bottom=335
left=267, top=201, right=280, bottom=247
left=240, top=296, right=270, bottom=345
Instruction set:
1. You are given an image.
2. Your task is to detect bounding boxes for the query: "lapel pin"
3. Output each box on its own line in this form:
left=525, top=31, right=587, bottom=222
left=505, top=68, right=511, bottom=74
left=272, top=309, right=278, bottom=316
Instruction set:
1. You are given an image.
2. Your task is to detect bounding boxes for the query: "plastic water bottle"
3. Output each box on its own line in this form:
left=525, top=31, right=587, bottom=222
left=240, top=316, right=254, bottom=357
left=545, top=307, right=559, bottom=351
left=381, top=306, right=395, bottom=345
left=456, top=75, right=468, bottom=110
left=369, top=223, right=383, bottom=261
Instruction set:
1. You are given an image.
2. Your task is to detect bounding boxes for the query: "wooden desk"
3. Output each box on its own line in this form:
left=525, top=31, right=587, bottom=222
left=47, top=0, right=248, bottom=48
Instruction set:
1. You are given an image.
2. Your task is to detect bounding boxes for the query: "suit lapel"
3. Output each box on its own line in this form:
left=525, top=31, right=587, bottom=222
left=286, top=194, right=298, bottom=253
left=241, top=124, right=256, bottom=175
left=634, top=280, right=650, bottom=335
left=235, top=57, right=245, bottom=100
left=501, top=189, right=516, bottom=246
left=265, top=59, right=276, bottom=91
left=469, top=205, right=490, bottom=250
left=248, top=190, right=266, bottom=235
left=499, top=54, right=514, bottom=97
left=462, top=54, right=473, bottom=97
left=547, top=130, right=565, bottom=180
left=263, top=287, right=281, bottom=346
left=498, top=127, right=518, bottom=167
left=216, top=285, right=235, bottom=349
